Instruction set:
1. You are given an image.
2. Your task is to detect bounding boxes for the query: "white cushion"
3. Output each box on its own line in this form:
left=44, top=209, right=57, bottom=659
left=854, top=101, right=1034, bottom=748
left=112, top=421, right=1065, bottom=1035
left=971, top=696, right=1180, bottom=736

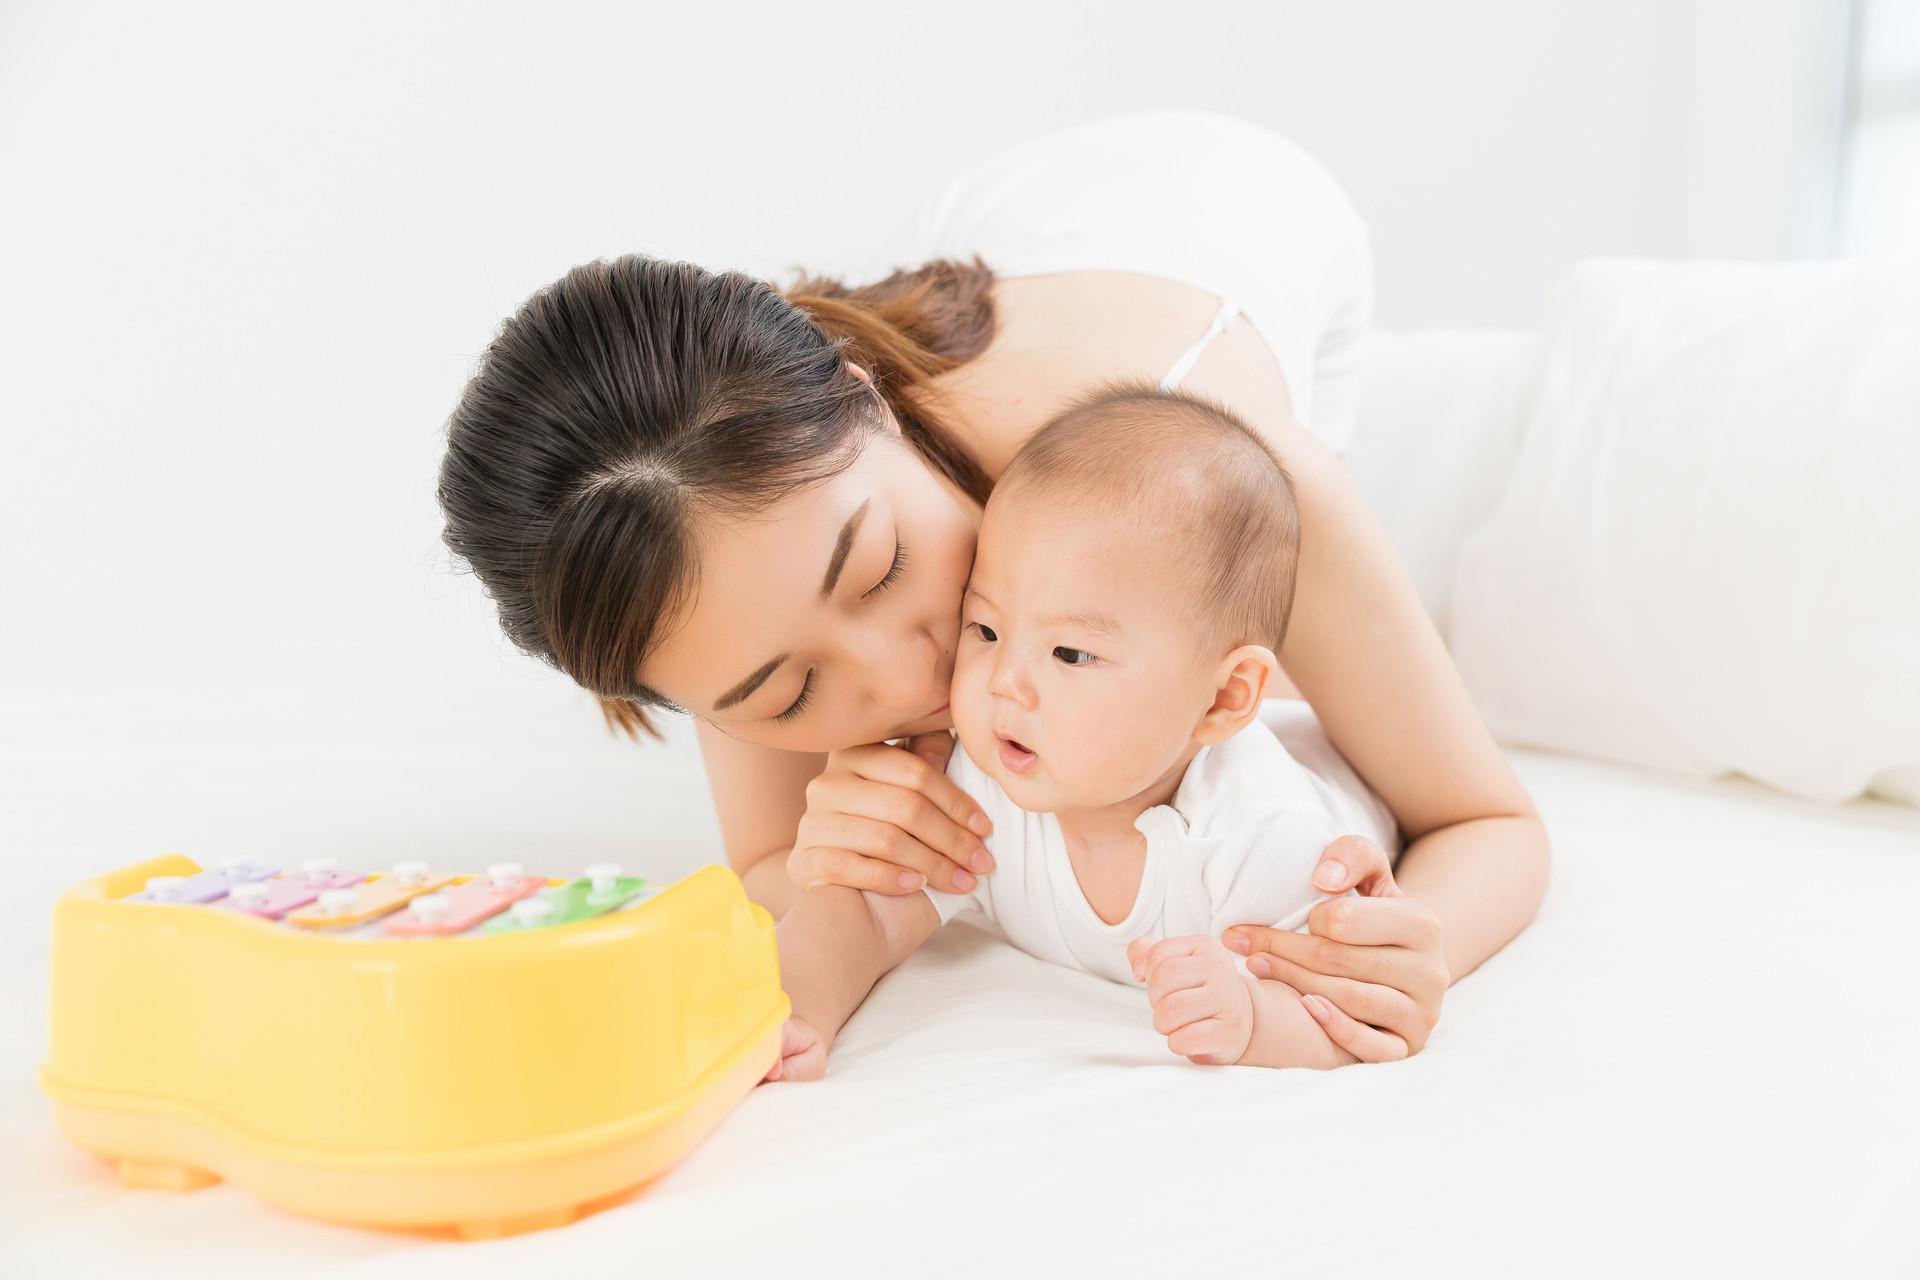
left=1448, top=257, right=1920, bottom=805
left=1343, top=328, right=1538, bottom=629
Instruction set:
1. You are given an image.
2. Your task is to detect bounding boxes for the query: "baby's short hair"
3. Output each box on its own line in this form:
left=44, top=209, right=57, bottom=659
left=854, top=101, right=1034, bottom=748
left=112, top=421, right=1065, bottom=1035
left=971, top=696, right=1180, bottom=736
left=995, top=379, right=1300, bottom=657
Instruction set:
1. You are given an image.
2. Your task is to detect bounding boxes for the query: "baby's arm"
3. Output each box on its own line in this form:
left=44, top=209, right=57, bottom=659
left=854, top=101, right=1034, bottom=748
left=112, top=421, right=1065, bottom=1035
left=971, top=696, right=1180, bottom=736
left=1131, top=933, right=1355, bottom=1070
left=770, top=883, right=943, bottom=1074
left=1238, top=973, right=1357, bottom=1070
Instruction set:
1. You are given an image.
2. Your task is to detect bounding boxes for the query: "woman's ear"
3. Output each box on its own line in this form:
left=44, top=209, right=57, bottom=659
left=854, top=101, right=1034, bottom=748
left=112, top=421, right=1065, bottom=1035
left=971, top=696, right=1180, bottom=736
left=1193, top=645, right=1277, bottom=745
left=846, top=361, right=904, bottom=436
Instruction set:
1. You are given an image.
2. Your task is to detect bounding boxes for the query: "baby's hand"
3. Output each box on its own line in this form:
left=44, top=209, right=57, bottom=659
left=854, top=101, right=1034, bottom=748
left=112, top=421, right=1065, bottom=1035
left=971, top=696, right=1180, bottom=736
left=1127, top=935, right=1255, bottom=1066
left=760, top=1014, right=826, bottom=1084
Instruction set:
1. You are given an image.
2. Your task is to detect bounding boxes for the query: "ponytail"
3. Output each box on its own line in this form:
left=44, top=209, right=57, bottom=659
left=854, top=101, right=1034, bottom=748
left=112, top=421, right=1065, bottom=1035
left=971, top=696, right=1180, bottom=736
left=782, top=255, right=999, bottom=507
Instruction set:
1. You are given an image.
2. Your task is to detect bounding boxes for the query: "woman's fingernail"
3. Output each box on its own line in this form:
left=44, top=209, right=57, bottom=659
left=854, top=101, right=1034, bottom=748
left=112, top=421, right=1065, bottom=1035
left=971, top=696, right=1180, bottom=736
left=970, top=850, right=993, bottom=873
left=899, top=871, right=924, bottom=890
left=1224, top=931, right=1250, bottom=954
left=1304, top=995, right=1331, bottom=1023
left=952, top=870, right=976, bottom=892
left=1313, top=861, right=1348, bottom=891
left=1248, top=955, right=1271, bottom=977
left=968, top=813, right=992, bottom=836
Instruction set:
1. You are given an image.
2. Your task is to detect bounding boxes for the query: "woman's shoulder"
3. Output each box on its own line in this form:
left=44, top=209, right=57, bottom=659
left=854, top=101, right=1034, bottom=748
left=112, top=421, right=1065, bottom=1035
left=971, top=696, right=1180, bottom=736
left=930, top=270, right=1296, bottom=480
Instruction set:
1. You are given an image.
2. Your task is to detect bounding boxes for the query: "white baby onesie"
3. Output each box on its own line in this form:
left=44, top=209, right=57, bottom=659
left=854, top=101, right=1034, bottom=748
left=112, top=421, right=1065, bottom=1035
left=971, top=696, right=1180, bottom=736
left=910, top=700, right=1400, bottom=989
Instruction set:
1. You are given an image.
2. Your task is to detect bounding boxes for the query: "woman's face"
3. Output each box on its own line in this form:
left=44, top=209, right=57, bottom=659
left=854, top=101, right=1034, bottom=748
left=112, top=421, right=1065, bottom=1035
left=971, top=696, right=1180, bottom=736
left=639, top=407, right=983, bottom=753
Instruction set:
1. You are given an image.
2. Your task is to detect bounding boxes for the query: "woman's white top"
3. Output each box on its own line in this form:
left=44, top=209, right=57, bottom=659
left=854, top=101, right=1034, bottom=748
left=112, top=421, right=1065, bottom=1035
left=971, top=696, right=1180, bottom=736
left=900, top=701, right=1401, bottom=990
left=910, top=109, right=1376, bottom=452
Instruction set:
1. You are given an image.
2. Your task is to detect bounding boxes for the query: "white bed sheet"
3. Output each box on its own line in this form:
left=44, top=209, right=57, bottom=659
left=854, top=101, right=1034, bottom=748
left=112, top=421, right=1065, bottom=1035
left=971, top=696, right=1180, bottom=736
left=2, top=692, right=1917, bottom=1278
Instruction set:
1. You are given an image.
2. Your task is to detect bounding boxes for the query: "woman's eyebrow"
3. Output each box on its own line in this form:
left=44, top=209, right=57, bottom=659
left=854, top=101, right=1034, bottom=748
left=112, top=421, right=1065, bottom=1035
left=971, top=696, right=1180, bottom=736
left=711, top=498, right=871, bottom=713
left=819, top=498, right=870, bottom=599
left=712, top=652, right=788, bottom=713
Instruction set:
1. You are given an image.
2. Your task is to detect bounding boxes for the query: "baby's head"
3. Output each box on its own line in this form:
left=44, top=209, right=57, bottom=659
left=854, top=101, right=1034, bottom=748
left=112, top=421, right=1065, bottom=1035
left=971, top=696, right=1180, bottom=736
left=950, top=381, right=1299, bottom=813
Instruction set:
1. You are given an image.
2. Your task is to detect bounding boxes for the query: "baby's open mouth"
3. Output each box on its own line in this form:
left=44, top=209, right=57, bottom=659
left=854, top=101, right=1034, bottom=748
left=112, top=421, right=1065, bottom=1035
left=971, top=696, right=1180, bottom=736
left=996, top=734, right=1038, bottom=775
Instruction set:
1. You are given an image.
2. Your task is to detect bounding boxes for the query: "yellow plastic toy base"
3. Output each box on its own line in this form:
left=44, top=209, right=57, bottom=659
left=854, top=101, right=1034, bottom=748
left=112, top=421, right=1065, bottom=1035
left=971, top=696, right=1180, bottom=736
left=40, top=855, right=789, bottom=1238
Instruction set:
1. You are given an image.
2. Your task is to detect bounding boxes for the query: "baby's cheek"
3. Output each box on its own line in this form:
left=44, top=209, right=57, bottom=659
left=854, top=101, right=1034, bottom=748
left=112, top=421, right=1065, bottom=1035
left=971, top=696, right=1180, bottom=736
left=947, top=663, right=992, bottom=755
left=1057, top=696, right=1158, bottom=800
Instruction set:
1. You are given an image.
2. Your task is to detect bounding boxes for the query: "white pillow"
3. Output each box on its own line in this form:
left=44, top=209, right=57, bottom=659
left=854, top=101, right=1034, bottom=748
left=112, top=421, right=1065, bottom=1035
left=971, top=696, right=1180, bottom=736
left=1447, top=257, right=1920, bottom=806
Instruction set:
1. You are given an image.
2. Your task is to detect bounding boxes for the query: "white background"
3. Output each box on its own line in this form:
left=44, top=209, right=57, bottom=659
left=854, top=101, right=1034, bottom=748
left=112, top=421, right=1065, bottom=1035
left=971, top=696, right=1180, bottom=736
left=5, top=7, right=1916, bottom=1272
left=0, top=0, right=1859, bottom=712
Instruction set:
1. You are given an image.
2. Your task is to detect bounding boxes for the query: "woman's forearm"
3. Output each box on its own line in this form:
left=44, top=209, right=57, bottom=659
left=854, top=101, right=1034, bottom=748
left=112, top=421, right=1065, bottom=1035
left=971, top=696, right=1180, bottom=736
left=775, top=885, right=893, bottom=1056
left=1392, top=813, right=1550, bottom=983
left=741, top=847, right=801, bottom=922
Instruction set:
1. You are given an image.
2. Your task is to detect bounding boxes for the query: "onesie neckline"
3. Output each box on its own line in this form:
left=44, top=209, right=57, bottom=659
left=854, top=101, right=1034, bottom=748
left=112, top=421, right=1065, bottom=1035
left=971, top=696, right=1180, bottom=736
left=1045, top=813, right=1172, bottom=940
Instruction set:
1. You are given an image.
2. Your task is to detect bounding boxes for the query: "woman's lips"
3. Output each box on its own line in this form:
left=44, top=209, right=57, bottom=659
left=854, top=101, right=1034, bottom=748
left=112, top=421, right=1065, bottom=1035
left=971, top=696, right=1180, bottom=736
left=899, top=702, right=948, bottom=734
left=997, top=734, right=1037, bottom=774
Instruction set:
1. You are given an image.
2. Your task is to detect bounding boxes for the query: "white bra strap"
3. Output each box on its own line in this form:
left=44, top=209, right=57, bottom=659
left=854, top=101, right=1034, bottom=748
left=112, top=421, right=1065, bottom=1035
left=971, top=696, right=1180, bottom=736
left=1158, top=297, right=1240, bottom=392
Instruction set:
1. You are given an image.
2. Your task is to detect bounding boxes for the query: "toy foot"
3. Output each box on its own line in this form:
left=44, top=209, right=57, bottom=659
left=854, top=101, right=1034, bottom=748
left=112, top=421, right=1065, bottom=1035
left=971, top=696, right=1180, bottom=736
left=454, top=1205, right=580, bottom=1240
left=118, top=1158, right=220, bottom=1191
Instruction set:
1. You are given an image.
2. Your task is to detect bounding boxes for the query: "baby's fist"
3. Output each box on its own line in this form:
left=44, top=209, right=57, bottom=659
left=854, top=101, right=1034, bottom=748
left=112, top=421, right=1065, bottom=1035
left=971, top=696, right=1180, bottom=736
left=1128, top=935, right=1255, bottom=1066
left=760, top=1015, right=826, bottom=1084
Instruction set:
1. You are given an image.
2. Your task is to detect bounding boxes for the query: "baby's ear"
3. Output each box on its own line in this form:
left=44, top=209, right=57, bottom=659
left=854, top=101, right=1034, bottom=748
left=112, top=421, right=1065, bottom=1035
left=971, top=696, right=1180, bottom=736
left=1194, top=645, right=1278, bottom=744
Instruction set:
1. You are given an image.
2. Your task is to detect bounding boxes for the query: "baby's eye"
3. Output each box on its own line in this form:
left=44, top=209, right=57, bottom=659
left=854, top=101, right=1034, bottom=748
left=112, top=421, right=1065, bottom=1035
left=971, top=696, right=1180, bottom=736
left=1053, top=647, right=1094, bottom=666
left=967, top=622, right=998, bottom=643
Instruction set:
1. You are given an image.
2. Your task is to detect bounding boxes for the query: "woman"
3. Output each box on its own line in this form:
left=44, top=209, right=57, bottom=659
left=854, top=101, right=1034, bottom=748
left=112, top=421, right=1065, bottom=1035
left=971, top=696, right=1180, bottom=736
left=437, top=111, right=1549, bottom=1064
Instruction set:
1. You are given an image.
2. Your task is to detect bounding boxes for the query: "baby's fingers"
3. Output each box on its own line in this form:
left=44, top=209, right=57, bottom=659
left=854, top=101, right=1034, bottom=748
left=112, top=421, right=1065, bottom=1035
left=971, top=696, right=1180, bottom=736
left=1130, top=934, right=1207, bottom=984
left=1303, top=994, right=1408, bottom=1063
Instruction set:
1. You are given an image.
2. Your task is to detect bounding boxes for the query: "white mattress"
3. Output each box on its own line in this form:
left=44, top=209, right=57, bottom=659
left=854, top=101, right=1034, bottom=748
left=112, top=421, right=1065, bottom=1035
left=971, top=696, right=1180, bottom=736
left=3, top=687, right=1917, bottom=1277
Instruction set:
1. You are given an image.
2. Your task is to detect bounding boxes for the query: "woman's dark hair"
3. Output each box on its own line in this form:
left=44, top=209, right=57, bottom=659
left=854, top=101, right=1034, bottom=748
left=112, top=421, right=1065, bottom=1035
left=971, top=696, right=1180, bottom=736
left=436, top=253, right=998, bottom=742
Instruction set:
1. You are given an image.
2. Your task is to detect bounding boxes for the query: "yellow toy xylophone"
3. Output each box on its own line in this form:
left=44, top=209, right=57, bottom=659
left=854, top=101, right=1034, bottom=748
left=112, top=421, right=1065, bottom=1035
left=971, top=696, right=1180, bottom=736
left=39, top=853, right=789, bottom=1239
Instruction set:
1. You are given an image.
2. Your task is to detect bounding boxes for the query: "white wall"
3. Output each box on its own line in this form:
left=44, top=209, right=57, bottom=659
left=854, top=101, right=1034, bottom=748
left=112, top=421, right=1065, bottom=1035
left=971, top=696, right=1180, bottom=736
left=0, top=0, right=1835, bottom=712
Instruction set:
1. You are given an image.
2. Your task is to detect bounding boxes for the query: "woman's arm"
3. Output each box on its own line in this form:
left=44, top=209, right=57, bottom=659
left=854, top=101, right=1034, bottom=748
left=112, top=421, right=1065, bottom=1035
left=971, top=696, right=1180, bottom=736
left=695, top=719, right=992, bottom=924
left=1186, top=359, right=1551, bottom=984
left=695, top=717, right=822, bottom=921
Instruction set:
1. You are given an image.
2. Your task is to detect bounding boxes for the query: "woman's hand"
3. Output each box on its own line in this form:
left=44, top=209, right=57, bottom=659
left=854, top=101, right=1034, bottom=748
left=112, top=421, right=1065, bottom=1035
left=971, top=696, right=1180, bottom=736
left=785, top=731, right=995, bottom=897
left=1222, top=835, right=1448, bottom=1063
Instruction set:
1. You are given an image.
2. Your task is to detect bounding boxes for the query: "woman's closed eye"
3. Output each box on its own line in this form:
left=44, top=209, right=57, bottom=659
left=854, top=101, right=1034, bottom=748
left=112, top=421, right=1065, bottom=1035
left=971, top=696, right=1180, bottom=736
left=773, top=668, right=814, bottom=723
left=862, top=539, right=909, bottom=599
left=774, top=540, right=910, bottom=724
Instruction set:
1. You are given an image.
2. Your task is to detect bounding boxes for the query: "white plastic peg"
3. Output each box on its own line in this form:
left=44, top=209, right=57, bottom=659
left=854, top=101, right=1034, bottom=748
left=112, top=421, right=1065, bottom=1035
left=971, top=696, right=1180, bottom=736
left=509, top=898, right=553, bottom=926
left=143, top=875, right=186, bottom=899
left=230, top=882, right=271, bottom=908
left=318, top=888, right=358, bottom=915
left=299, top=857, right=339, bottom=881
left=391, top=859, right=430, bottom=884
left=584, top=863, right=622, bottom=896
left=409, top=893, right=451, bottom=921
left=486, top=862, right=525, bottom=888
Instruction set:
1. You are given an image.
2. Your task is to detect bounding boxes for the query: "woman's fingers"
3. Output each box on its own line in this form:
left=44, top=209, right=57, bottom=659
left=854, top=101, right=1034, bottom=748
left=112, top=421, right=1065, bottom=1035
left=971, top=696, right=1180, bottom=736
left=800, top=813, right=977, bottom=894
left=904, top=730, right=958, bottom=769
left=1311, top=834, right=1401, bottom=897
left=838, top=776, right=992, bottom=878
left=788, top=739, right=998, bottom=898
left=1254, top=954, right=1429, bottom=1053
left=837, top=742, right=994, bottom=847
left=1305, top=894, right=1443, bottom=950
left=1226, top=924, right=1402, bottom=986
left=787, top=843, right=922, bottom=895
left=1302, top=994, right=1409, bottom=1063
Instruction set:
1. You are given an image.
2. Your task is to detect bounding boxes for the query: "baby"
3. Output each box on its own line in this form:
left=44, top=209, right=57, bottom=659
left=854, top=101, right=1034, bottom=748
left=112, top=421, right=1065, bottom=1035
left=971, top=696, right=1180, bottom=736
left=764, top=380, right=1400, bottom=1077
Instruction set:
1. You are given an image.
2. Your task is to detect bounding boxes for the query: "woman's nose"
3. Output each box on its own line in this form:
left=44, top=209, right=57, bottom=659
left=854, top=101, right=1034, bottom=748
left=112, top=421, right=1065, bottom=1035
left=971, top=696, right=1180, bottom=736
left=848, top=623, right=937, bottom=713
